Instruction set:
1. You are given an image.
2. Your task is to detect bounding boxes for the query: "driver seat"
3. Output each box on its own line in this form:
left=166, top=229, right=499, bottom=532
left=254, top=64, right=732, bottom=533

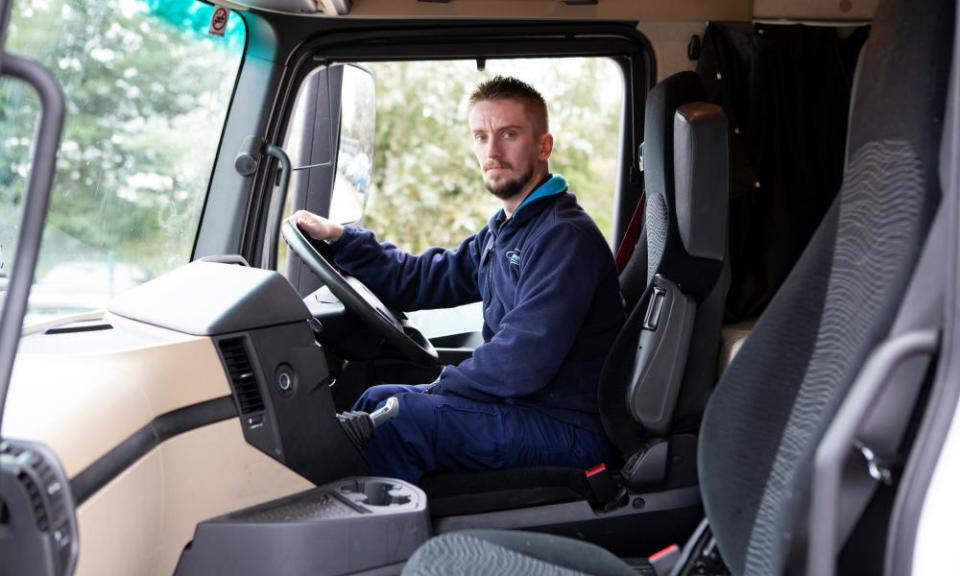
left=420, top=71, right=731, bottom=516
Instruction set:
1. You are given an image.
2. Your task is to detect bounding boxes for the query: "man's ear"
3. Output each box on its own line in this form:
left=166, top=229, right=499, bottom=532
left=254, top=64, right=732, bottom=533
left=538, top=132, right=554, bottom=161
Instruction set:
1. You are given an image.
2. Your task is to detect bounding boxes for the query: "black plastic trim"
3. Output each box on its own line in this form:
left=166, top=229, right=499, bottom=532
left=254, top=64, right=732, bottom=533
left=44, top=321, right=113, bottom=335
left=69, top=396, right=237, bottom=505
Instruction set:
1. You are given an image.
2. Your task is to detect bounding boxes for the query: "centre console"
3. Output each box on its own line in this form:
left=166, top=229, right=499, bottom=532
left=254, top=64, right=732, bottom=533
left=175, top=477, right=430, bottom=576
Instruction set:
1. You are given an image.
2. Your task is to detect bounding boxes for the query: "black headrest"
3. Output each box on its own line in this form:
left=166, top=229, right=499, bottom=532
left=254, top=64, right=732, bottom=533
left=644, top=71, right=727, bottom=300
left=673, top=102, right=729, bottom=262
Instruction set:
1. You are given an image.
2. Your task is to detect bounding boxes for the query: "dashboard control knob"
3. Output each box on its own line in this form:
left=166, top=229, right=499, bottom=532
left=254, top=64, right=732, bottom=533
left=274, top=364, right=296, bottom=396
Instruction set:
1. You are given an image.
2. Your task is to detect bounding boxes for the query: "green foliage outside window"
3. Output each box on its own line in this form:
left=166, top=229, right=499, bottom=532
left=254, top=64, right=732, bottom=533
left=360, top=58, right=623, bottom=253
left=0, top=0, right=244, bottom=317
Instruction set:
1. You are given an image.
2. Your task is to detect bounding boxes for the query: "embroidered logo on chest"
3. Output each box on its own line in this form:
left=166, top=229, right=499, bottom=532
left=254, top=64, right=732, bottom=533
left=505, top=249, right=521, bottom=267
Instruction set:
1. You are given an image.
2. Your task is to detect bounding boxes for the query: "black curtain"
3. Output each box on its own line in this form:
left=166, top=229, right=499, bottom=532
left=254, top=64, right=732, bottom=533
left=697, top=23, right=869, bottom=321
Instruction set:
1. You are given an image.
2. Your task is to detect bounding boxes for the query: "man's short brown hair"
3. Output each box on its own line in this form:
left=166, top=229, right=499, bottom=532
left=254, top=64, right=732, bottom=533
left=469, top=76, right=549, bottom=134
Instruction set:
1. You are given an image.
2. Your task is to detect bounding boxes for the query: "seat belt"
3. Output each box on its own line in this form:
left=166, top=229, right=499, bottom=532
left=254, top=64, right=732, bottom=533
left=615, top=192, right=646, bottom=272
left=615, top=143, right=646, bottom=273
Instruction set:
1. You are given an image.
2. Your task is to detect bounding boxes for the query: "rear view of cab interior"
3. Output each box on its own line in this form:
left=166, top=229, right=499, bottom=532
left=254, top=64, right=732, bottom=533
left=1, top=0, right=958, bottom=575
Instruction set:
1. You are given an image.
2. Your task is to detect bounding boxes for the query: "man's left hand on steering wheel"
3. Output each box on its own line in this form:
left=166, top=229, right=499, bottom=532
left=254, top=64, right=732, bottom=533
left=281, top=213, right=438, bottom=366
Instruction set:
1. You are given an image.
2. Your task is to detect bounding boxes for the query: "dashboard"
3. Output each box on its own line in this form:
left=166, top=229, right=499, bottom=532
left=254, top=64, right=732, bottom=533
left=2, top=261, right=368, bottom=575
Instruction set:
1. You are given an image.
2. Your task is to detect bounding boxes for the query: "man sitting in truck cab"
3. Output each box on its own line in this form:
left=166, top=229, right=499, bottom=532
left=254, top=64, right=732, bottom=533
left=295, top=76, right=625, bottom=484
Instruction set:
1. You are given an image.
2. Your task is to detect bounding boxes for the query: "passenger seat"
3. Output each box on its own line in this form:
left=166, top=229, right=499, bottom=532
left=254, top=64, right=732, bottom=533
left=403, top=0, right=952, bottom=570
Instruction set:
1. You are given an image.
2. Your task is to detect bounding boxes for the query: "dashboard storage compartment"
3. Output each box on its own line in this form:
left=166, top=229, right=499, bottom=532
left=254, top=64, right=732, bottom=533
left=175, top=477, right=429, bottom=576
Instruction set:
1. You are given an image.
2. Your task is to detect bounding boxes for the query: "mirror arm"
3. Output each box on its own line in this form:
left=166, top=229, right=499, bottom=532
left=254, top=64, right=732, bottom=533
left=293, top=162, right=332, bottom=171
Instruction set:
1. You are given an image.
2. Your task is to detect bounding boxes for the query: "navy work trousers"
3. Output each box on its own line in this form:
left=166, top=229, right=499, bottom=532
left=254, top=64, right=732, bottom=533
left=352, top=384, right=613, bottom=484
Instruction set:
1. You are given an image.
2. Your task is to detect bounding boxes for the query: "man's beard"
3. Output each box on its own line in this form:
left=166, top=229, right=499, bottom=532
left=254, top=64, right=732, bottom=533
left=484, top=166, right=533, bottom=200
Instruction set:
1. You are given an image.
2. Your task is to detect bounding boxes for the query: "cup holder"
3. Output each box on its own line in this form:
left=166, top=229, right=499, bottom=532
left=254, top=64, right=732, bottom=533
left=339, top=479, right=412, bottom=507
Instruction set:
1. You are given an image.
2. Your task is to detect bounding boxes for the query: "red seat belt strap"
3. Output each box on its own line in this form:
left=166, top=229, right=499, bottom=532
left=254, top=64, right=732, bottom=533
left=615, top=193, right=646, bottom=273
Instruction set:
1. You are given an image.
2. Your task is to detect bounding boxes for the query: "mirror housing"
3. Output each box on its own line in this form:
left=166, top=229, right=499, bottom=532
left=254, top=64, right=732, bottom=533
left=287, top=63, right=375, bottom=227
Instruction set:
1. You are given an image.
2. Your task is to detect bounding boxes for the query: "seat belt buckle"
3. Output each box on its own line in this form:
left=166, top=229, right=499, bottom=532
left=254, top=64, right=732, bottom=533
left=584, top=463, right=627, bottom=511
left=649, top=544, right=680, bottom=576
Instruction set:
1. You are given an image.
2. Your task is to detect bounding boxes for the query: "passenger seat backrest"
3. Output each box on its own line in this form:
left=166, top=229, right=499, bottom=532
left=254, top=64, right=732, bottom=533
left=697, top=0, right=953, bottom=573
left=600, top=71, right=730, bottom=457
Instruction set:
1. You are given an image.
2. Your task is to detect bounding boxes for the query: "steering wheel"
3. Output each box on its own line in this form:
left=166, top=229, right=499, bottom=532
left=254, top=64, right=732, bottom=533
left=280, top=217, right=438, bottom=365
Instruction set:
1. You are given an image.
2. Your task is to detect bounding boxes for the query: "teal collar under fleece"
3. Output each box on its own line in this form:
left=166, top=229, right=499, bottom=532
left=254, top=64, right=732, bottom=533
left=515, top=174, right=568, bottom=215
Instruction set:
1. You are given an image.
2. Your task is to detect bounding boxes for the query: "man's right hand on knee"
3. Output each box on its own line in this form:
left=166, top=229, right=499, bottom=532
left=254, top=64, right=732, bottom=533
left=294, top=209, right=344, bottom=242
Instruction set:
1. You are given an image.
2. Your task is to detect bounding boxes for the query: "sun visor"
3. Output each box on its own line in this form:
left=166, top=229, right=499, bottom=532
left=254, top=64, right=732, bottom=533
left=673, top=102, right=729, bottom=262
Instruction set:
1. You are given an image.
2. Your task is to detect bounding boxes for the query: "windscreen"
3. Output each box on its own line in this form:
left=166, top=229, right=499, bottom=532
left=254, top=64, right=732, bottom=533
left=0, top=0, right=245, bottom=322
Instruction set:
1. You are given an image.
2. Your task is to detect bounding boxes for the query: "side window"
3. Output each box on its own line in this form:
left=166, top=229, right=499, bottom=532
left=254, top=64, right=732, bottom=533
left=278, top=57, right=625, bottom=337
left=0, top=77, right=37, bottom=311
left=362, top=58, right=624, bottom=252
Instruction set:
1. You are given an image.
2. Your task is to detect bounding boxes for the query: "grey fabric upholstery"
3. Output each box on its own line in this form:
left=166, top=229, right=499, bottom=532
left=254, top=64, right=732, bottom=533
left=746, top=141, right=926, bottom=573
left=699, top=199, right=840, bottom=574
left=645, top=192, right=669, bottom=287
left=402, top=530, right=644, bottom=576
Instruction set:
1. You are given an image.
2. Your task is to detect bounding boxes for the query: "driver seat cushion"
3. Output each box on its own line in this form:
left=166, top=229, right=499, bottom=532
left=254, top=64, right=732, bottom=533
left=421, top=467, right=590, bottom=517
left=402, top=530, right=645, bottom=576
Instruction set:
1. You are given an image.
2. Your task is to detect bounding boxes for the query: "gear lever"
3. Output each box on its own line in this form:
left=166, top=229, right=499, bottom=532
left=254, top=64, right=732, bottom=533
left=338, top=397, right=400, bottom=451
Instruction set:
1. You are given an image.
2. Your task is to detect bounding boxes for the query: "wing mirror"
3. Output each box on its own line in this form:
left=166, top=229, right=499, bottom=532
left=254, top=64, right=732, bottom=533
left=287, top=63, right=376, bottom=226
left=328, top=65, right=375, bottom=225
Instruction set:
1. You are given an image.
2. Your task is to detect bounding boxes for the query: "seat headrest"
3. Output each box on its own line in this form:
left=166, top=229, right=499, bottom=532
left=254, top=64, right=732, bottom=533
left=674, top=102, right=729, bottom=262
left=644, top=71, right=729, bottom=300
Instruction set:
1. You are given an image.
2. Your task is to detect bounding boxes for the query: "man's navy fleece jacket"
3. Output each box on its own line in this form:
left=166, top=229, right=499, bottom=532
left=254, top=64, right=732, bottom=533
left=331, top=175, right=625, bottom=434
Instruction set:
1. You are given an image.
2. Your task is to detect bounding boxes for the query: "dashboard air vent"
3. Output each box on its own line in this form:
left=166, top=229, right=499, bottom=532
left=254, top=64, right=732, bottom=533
left=1, top=439, right=78, bottom=574
left=17, top=471, right=49, bottom=531
left=31, top=454, right=65, bottom=525
left=44, top=320, right=113, bottom=335
left=218, top=337, right=265, bottom=414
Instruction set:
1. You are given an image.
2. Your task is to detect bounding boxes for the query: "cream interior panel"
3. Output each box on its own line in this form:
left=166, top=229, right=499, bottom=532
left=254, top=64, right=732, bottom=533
left=75, top=451, right=165, bottom=576
left=343, top=0, right=751, bottom=22
left=638, top=21, right=706, bottom=81
left=753, top=0, right=877, bottom=21
left=3, top=313, right=231, bottom=478
left=76, top=418, right=313, bottom=576
left=718, top=321, right=754, bottom=374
